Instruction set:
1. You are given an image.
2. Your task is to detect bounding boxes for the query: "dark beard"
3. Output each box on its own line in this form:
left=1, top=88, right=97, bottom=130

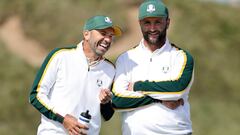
left=142, top=27, right=167, bottom=47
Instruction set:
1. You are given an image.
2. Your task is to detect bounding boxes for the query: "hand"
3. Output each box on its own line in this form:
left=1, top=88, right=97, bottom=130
left=63, top=114, right=88, bottom=135
left=99, top=88, right=113, bottom=104
left=127, top=82, right=134, bottom=91
left=161, top=98, right=184, bottom=110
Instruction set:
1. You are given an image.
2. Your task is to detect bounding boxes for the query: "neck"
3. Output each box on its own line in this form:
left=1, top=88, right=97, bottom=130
left=144, top=38, right=166, bottom=52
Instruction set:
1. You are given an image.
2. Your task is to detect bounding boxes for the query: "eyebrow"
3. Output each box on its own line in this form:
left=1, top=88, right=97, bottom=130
left=98, top=30, right=114, bottom=36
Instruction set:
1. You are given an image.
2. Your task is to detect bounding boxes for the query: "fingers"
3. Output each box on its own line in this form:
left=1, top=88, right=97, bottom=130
left=69, top=129, right=87, bottom=135
left=80, top=129, right=88, bottom=135
left=127, top=82, right=133, bottom=91
left=77, top=122, right=88, bottom=130
left=63, top=114, right=88, bottom=135
left=99, top=89, right=113, bottom=104
left=69, top=128, right=80, bottom=135
left=104, top=89, right=113, bottom=97
left=68, top=124, right=88, bottom=135
left=74, top=123, right=88, bottom=135
left=161, top=99, right=184, bottom=110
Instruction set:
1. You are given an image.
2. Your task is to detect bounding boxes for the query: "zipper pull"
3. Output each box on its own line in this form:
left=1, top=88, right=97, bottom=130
left=150, top=58, right=152, bottom=62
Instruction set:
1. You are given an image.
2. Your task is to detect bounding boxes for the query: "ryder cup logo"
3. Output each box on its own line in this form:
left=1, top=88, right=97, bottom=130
left=105, top=17, right=112, bottom=24
left=97, top=79, right=103, bottom=87
left=147, top=4, right=156, bottom=13
left=162, top=66, right=170, bottom=74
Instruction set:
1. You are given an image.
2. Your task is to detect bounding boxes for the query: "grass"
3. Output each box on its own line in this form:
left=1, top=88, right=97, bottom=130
left=0, top=42, right=39, bottom=135
left=166, top=1, right=240, bottom=134
left=0, top=0, right=127, bottom=50
left=191, top=98, right=240, bottom=135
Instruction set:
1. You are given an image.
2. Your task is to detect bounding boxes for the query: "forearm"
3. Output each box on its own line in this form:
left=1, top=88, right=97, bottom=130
left=29, top=89, right=64, bottom=123
left=112, top=94, right=155, bottom=110
left=100, top=102, right=114, bottom=121
left=29, top=48, right=63, bottom=122
left=134, top=50, right=194, bottom=94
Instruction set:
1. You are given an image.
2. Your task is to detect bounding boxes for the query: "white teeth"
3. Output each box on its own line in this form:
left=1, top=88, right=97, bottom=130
left=149, top=33, right=158, bottom=35
left=100, top=44, right=107, bottom=48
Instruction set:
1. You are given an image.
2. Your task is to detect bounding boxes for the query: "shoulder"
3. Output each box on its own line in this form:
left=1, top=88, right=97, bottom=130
left=170, top=43, right=194, bottom=64
left=101, top=59, right=115, bottom=75
left=101, top=59, right=115, bottom=77
left=55, top=45, right=78, bottom=55
left=103, top=58, right=115, bottom=69
left=116, top=45, right=139, bottom=61
left=42, top=45, right=77, bottom=64
left=48, top=45, right=77, bottom=57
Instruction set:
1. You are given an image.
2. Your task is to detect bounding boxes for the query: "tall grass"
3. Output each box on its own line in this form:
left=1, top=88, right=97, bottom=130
left=0, top=0, right=127, bottom=50
left=0, top=42, right=38, bottom=135
left=166, top=0, right=240, bottom=134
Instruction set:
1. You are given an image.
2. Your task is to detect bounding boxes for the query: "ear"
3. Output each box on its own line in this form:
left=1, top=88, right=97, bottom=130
left=83, top=30, right=91, bottom=40
left=166, top=18, right=170, bottom=29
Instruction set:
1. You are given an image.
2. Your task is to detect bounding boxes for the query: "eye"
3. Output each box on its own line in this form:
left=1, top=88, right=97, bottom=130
left=156, top=18, right=167, bottom=24
left=155, top=20, right=162, bottom=25
left=156, top=20, right=161, bottom=23
left=100, top=31, right=106, bottom=36
left=108, top=34, right=114, bottom=39
left=144, top=21, right=150, bottom=25
left=101, top=31, right=114, bottom=39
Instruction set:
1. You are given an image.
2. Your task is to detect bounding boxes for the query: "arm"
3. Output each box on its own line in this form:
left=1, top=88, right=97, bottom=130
left=99, top=89, right=114, bottom=121
left=100, top=102, right=114, bottom=121
left=29, top=47, right=88, bottom=135
left=133, top=50, right=194, bottom=100
left=112, top=54, right=155, bottom=111
left=29, top=48, right=64, bottom=123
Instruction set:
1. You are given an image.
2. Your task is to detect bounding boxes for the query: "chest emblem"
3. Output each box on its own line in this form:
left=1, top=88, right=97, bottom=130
left=162, top=66, right=170, bottom=74
left=97, top=79, right=103, bottom=87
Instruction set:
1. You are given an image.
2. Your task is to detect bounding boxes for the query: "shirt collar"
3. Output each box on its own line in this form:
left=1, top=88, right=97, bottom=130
left=139, top=38, right=171, bottom=55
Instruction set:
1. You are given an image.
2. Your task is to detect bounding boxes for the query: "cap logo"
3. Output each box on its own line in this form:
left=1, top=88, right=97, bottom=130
left=147, top=4, right=156, bottom=13
left=105, top=17, right=112, bottom=24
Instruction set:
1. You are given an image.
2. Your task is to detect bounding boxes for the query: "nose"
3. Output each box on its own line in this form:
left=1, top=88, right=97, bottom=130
left=149, top=24, right=157, bottom=32
left=103, top=35, right=113, bottom=43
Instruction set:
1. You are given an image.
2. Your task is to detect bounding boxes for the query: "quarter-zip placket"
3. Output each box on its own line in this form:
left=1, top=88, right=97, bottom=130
left=146, top=53, right=154, bottom=80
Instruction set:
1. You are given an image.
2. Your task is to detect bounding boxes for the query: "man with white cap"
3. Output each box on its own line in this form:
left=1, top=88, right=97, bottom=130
left=112, top=0, right=194, bottom=135
left=29, top=15, right=122, bottom=135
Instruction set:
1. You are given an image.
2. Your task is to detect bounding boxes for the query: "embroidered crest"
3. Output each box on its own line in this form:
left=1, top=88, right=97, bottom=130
left=105, top=17, right=112, bottom=24
left=162, top=66, right=170, bottom=74
left=147, top=4, right=156, bottom=13
left=97, top=79, right=103, bottom=87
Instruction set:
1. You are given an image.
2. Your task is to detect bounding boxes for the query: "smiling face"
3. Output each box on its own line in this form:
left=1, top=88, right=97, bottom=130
left=84, top=27, right=114, bottom=57
left=140, top=17, right=169, bottom=49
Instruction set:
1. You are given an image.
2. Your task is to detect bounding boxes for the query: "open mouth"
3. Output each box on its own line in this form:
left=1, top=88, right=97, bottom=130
left=99, top=43, right=108, bottom=49
left=148, top=31, right=159, bottom=37
left=97, top=41, right=110, bottom=51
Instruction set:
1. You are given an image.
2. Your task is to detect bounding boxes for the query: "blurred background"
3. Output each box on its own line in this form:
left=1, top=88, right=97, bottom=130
left=0, top=0, right=240, bottom=135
